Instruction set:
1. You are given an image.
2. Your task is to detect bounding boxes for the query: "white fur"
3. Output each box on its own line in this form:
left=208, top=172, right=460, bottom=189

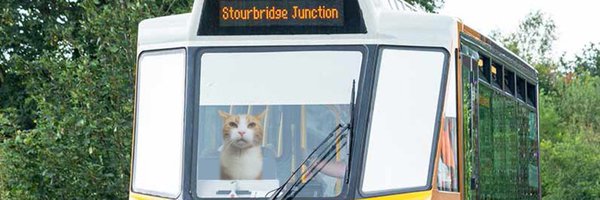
left=220, top=114, right=263, bottom=179
left=220, top=145, right=263, bottom=179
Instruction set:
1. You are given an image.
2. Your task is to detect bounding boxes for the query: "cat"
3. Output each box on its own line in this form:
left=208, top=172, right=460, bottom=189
left=218, top=110, right=266, bottom=180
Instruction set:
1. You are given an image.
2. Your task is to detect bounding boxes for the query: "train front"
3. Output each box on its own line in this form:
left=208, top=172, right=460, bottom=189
left=130, top=0, right=459, bottom=199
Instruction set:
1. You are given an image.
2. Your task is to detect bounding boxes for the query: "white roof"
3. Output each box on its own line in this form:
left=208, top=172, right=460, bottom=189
left=137, top=0, right=460, bottom=54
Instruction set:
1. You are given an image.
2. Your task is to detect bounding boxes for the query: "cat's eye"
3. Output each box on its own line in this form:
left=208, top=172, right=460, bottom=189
left=247, top=122, right=256, bottom=128
left=228, top=122, right=238, bottom=128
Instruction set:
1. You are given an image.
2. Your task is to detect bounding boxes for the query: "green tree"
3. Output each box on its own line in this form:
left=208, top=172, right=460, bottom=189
left=406, top=0, right=445, bottom=13
left=539, top=75, right=600, bottom=199
left=0, top=1, right=191, bottom=199
left=571, top=43, right=600, bottom=77
left=1, top=1, right=82, bottom=141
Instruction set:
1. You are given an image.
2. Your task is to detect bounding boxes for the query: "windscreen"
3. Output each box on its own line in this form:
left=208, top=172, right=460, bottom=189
left=196, top=50, right=362, bottom=198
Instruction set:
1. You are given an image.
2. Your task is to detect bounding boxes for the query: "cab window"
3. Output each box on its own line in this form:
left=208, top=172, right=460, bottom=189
left=362, top=48, right=446, bottom=194
left=195, top=49, right=363, bottom=198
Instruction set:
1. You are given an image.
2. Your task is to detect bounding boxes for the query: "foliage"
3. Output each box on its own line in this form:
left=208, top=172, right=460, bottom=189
left=0, top=0, right=191, bottom=199
left=571, top=43, right=600, bottom=77
left=539, top=76, right=600, bottom=199
left=405, top=0, right=444, bottom=13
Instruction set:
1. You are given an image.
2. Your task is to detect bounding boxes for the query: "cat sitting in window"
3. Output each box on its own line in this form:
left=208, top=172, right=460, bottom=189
left=218, top=110, right=266, bottom=180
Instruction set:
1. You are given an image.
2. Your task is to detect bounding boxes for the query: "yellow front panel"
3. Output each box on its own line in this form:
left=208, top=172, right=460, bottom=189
left=360, top=190, right=432, bottom=200
left=129, top=192, right=169, bottom=200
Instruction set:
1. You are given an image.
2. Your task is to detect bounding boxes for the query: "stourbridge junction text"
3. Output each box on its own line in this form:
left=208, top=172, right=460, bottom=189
left=221, top=5, right=340, bottom=21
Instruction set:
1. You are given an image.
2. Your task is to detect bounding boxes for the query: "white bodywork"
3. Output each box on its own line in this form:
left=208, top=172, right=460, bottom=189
left=137, top=0, right=461, bottom=54
left=133, top=0, right=462, bottom=199
left=133, top=1, right=459, bottom=198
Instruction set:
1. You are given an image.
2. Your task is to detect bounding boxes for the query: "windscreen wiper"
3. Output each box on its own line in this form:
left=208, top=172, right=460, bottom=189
left=281, top=129, right=350, bottom=199
left=269, top=80, right=356, bottom=200
left=267, top=124, right=349, bottom=199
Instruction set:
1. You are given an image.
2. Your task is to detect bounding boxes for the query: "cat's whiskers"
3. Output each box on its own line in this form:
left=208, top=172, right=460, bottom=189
left=222, top=140, right=235, bottom=151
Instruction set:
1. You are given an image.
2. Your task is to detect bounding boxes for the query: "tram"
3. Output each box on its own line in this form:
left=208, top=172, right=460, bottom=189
left=129, top=0, right=542, bottom=199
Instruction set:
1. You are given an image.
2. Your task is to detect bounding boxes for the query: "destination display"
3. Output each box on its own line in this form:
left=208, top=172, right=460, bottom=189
left=198, top=0, right=366, bottom=35
left=219, top=0, right=344, bottom=27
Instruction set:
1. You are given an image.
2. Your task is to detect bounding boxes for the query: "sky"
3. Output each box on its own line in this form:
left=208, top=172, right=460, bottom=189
left=440, top=0, right=600, bottom=59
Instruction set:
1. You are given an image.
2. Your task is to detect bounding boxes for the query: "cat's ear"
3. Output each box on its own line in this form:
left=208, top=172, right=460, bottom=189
left=256, top=110, right=267, bottom=121
left=218, top=110, right=230, bottom=119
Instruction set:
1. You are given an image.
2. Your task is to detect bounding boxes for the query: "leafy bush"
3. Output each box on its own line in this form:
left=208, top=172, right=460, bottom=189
left=540, top=76, right=600, bottom=199
left=0, top=1, right=191, bottom=199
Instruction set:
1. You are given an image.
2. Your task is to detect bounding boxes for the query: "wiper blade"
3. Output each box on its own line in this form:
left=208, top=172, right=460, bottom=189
left=283, top=130, right=349, bottom=199
left=269, top=80, right=357, bottom=200
left=269, top=124, right=350, bottom=200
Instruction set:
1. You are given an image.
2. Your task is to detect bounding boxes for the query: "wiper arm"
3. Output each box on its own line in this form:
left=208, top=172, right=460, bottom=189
left=282, top=129, right=349, bottom=199
left=270, top=80, right=357, bottom=200
left=271, top=124, right=348, bottom=199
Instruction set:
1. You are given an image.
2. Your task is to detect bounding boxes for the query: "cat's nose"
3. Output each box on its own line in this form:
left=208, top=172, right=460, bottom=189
left=238, top=131, right=246, bottom=136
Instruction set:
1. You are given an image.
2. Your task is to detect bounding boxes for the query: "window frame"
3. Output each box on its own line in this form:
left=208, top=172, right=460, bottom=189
left=358, top=46, right=450, bottom=198
left=189, top=45, right=369, bottom=200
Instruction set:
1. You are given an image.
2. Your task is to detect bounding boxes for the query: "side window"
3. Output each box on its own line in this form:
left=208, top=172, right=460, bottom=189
left=516, top=76, right=526, bottom=101
left=504, top=69, right=515, bottom=95
left=132, top=49, right=186, bottom=198
left=491, top=62, right=503, bottom=89
left=437, top=53, right=458, bottom=192
left=362, top=48, right=446, bottom=194
left=479, top=55, right=491, bottom=83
